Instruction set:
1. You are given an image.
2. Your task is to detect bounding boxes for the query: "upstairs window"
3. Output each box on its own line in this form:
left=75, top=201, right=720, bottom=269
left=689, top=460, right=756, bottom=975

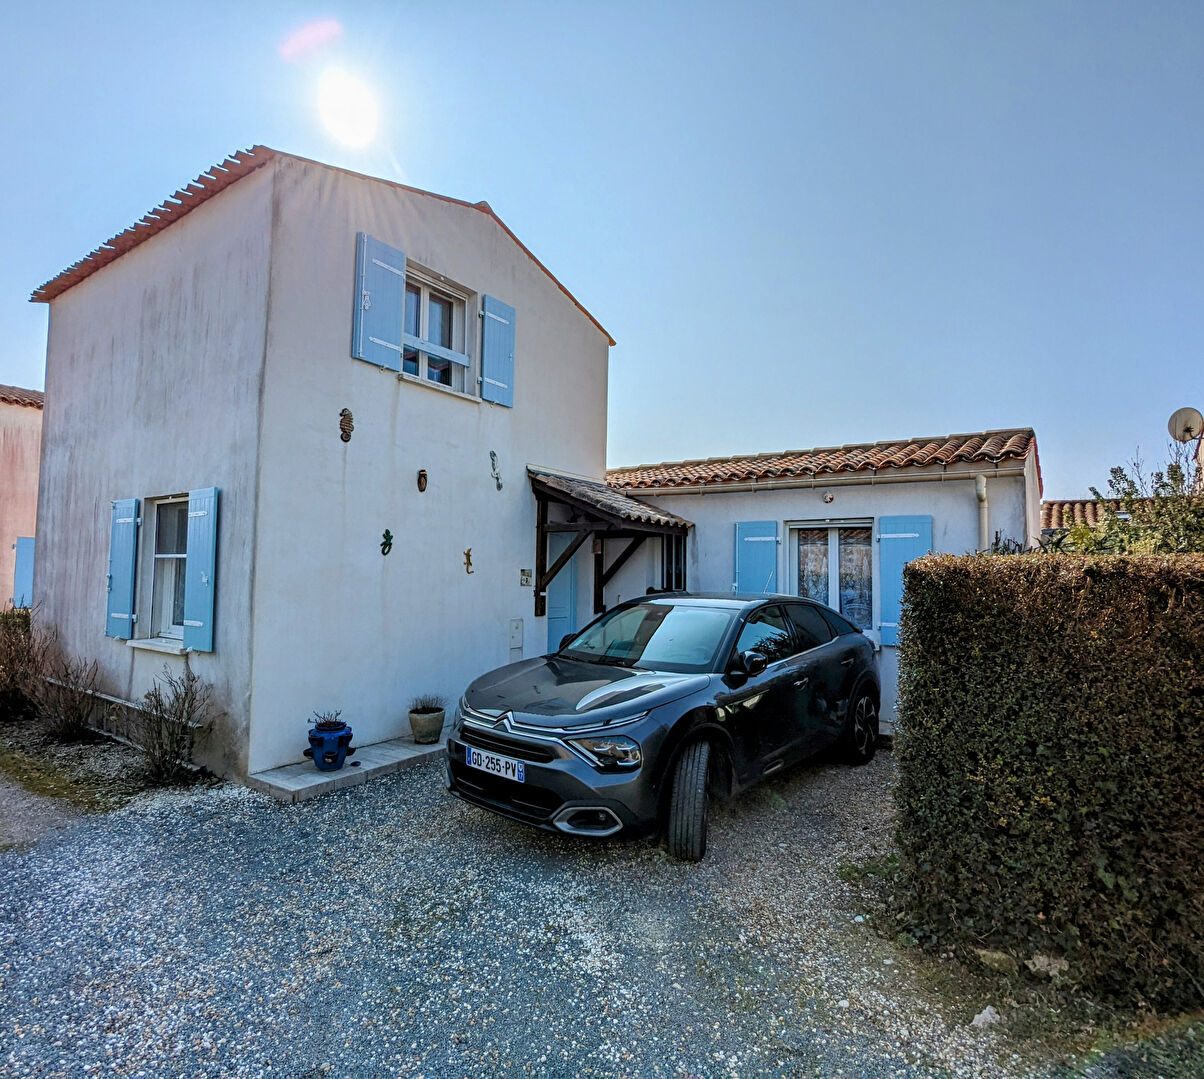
left=403, top=276, right=467, bottom=392
left=352, top=233, right=516, bottom=407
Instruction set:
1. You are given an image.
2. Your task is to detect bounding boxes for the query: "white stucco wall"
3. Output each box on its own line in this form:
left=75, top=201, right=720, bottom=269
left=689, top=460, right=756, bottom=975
left=1, top=400, right=42, bottom=607
left=606, top=465, right=1034, bottom=725
left=35, top=166, right=275, bottom=776
left=246, top=157, right=610, bottom=772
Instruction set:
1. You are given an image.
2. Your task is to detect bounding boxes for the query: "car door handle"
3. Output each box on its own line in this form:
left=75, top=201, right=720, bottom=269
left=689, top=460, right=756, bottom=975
left=793, top=677, right=809, bottom=688
left=840, top=657, right=855, bottom=667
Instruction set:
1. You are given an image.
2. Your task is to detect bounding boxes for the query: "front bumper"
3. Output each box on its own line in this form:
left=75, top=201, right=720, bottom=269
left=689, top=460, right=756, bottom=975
left=444, top=718, right=662, bottom=837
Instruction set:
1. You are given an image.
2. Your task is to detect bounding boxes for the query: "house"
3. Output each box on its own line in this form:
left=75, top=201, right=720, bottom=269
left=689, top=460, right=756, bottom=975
left=1, top=384, right=43, bottom=608
left=605, top=429, right=1043, bottom=727
left=30, top=146, right=685, bottom=779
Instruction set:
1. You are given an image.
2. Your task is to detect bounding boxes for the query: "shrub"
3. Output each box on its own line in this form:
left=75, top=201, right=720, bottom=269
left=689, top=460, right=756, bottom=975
left=895, top=553, right=1204, bottom=1011
left=0, top=608, right=40, bottom=724
left=38, top=647, right=100, bottom=741
left=139, top=660, right=215, bottom=784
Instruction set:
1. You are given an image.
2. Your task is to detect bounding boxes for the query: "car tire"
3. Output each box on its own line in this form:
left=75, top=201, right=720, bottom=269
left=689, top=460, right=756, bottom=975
left=841, top=690, right=879, bottom=765
left=667, top=740, right=711, bottom=862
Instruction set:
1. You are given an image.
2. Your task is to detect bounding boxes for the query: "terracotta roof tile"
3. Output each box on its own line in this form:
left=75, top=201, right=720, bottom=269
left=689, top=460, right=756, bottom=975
left=30, top=146, right=614, bottom=344
left=0, top=384, right=44, bottom=409
left=1040, top=499, right=1143, bottom=530
left=608, top=428, right=1037, bottom=491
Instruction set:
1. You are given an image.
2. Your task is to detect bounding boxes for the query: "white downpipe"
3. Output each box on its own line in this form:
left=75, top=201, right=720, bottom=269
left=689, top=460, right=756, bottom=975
left=975, top=474, right=989, bottom=552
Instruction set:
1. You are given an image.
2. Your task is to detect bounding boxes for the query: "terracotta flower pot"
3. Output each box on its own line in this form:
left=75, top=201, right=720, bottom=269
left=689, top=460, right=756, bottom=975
left=408, top=708, right=445, bottom=745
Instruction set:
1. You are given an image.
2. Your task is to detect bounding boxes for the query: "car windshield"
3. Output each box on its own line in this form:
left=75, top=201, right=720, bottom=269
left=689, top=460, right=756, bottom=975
left=560, top=602, right=737, bottom=673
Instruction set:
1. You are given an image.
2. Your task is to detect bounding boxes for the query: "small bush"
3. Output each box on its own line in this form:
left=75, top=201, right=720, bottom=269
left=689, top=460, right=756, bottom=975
left=0, top=608, right=40, bottom=724
left=139, top=660, right=214, bottom=784
left=38, top=648, right=100, bottom=741
left=895, top=553, right=1204, bottom=1011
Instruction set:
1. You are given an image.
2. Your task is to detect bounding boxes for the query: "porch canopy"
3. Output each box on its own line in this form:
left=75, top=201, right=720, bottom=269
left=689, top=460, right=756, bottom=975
left=528, top=468, right=691, bottom=617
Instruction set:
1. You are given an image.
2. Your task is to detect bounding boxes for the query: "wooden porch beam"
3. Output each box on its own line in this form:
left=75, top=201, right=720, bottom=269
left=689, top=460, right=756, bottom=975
left=601, top=536, right=646, bottom=588
left=538, top=527, right=591, bottom=593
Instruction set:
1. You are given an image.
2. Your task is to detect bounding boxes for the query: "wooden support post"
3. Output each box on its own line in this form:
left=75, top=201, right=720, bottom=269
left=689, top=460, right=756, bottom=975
left=534, top=496, right=548, bottom=617
left=593, top=540, right=605, bottom=614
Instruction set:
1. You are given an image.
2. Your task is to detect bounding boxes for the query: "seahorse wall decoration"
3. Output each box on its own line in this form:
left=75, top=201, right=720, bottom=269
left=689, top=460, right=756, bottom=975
left=489, top=450, right=503, bottom=491
left=464, top=548, right=474, bottom=574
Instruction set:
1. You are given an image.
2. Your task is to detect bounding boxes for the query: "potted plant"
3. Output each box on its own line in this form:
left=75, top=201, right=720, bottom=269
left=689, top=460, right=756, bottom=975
left=303, top=709, right=355, bottom=771
left=408, top=695, right=446, bottom=744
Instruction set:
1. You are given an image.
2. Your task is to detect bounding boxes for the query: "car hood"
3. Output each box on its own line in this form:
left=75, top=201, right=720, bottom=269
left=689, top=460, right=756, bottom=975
left=464, top=656, right=711, bottom=729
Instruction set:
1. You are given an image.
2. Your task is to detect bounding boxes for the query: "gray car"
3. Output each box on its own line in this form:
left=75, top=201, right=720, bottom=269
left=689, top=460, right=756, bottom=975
left=445, top=593, right=880, bottom=861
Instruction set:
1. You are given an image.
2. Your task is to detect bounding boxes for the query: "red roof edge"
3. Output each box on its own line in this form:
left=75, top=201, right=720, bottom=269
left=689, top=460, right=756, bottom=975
left=31, top=147, right=274, bottom=303
left=29, top=146, right=615, bottom=346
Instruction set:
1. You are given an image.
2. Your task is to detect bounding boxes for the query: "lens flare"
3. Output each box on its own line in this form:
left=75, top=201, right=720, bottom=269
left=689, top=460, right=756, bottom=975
left=279, top=18, right=342, bottom=63
left=316, top=68, right=379, bottom=148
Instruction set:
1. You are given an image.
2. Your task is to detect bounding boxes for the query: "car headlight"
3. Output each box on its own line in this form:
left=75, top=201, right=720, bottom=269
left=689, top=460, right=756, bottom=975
left=567, top=735, right=642, bottom=770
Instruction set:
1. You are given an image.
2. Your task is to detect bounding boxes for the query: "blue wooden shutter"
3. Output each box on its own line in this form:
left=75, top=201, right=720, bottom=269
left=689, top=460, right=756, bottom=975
left=183, top=487, right=219, bottom=652
left=878, top=515, right=933, bottom=646
left=106, top=499, right=140, bottom=639
left=735, top=521, right=778, bottom=593
left=12, top=537, right=34, bottom=608
left=351, top=233, right=406, bottom=371
left=480, top=295, right=516, bottom=406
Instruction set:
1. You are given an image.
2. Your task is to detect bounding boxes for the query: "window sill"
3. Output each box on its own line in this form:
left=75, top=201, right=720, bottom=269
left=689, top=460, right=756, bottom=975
left=127, top=637, right=189, bottom=656
left=396, top=370, right=481, bottom=405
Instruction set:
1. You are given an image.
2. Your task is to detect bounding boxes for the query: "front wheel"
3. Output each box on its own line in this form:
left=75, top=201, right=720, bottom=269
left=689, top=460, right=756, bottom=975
left=666, top=740, right=711, bottom=862
left=841, top=692, right=879, bottom=765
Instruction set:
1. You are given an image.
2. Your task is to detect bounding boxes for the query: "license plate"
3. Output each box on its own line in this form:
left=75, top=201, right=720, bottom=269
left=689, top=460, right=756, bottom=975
left=464, top=745, right=525, bottom=783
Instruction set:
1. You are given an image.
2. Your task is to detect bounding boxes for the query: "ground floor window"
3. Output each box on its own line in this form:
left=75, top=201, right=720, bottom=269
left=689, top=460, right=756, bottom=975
left=152, top=499, right=189, bottom=639
left=795, top=525, right=872, bottom=631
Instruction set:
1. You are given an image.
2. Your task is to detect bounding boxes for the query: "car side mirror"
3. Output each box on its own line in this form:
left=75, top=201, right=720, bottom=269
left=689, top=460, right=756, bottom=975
left=741, top=650, right=769, bottom=676
left=559, top=633, right=576, bottom=651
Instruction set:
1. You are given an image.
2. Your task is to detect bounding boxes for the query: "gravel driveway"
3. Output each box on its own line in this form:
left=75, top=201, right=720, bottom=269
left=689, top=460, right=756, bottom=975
left=0, top=751, right=1180, bottom=1078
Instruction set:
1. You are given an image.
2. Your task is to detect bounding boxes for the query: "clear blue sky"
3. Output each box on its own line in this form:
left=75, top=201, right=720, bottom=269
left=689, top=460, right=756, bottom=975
left=3, top=2, right=1201, bottom=497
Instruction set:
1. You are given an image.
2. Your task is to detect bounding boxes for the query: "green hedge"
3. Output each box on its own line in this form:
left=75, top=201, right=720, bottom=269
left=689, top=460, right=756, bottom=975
left=895, top=554, right=1204, bottom=1010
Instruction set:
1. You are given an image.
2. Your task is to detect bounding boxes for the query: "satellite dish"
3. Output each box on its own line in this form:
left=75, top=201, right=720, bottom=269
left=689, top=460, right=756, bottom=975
left=1168, top=406, right=1204, bottom=443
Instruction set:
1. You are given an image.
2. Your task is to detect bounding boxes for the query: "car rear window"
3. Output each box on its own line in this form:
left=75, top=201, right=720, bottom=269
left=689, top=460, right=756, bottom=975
left=819, top=607, right=861, bottom=637
left=786, top=603, right=834, bottom=650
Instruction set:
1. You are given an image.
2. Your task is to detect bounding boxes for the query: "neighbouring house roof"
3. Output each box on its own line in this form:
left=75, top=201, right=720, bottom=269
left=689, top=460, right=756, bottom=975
left=0, top=384, right=44, bottom=409
left=607, top=428, right=1039, bottom=492
left=528, top=469, right=691, bottom=532
left=1041, top=499, right=1137, bottom=531
left=29, top=146, right=614, bottom=345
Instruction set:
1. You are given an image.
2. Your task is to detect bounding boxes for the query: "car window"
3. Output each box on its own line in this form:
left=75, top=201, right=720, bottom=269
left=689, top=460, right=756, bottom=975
left=786, top=603, right=834, bottom=650
left=819, top=606, right=861, bottom=637
left=733, top=605, right=795, bottom=663
left=561, top=602, right=737, bottom=673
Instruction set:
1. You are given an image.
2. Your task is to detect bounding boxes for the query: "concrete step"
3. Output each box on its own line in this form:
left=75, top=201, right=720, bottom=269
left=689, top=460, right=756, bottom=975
left=246, top=733, right=447, bottom=803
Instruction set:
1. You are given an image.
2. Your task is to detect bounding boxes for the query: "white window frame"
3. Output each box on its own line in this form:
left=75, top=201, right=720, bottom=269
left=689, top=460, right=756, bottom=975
left=788, top=519, right=876, bottom=641
left=150, top=496, right=189, bottom=641
left=403, top=267, right=472, bottom=394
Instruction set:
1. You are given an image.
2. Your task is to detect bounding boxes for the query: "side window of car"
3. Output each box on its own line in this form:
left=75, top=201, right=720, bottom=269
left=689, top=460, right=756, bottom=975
left=819, top=606, right=861, bottom=638
left=786, top=603, right=834, bottom=651
left=734, top=605, right=795, bottom=664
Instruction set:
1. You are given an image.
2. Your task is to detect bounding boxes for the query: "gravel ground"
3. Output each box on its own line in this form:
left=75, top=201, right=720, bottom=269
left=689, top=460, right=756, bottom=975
left=0, top=751, right=1191, bottom=1078
left=0, top=774, right=80, bottom=848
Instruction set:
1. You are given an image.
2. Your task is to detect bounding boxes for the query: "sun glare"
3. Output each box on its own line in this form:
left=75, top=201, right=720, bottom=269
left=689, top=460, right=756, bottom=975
left=317, top=68, right=379, bottom=149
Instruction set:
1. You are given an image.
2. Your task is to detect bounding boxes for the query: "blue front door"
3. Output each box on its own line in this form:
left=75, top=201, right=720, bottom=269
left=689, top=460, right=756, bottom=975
left=546, top=533, right=578, bottom=652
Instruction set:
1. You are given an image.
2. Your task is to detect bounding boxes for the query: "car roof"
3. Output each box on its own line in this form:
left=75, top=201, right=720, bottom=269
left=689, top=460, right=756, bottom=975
left=627, top=592, right=815, bottom=612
